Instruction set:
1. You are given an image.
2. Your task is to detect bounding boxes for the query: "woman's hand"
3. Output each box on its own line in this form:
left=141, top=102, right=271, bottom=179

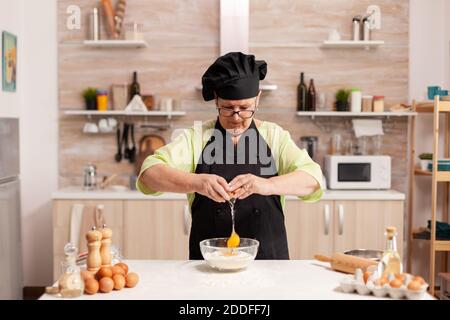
left=193, top=174, right=231, bottom=203
left=228, top=174, right=273, bottom=200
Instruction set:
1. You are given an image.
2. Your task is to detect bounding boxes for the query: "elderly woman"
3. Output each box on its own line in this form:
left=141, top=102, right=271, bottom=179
left=137, top=52, right=324, bottom=259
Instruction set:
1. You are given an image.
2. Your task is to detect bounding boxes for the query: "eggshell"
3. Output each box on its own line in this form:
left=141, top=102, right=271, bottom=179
left=111, top=265, right=126, bottom=276
left=84, top=279, right=99, bottom=295
left=81, top=270, right=94, bottom=281
left=115, top=262, right=129, bottom=275
left=363, top=271, right=372, bottom=284
left=389, top=278, right=403, bottom=288
left=96, top=266, right=112, bottom=279
left=113, top=274, right=125, bottom=290
left=412, top=276, right=426, bottom=285
left=407, top=280, right=422, bottom=291
left=125, top=272, right=139, bottom=288
left=99, top=277, right=114, bottom=293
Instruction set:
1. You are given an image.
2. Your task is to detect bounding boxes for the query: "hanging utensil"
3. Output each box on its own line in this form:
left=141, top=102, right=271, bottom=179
left=129, top=123, right=136, bottom=163
left=123, top=123, right=131, bottom=160
left=114, top=125, right=122, bottom=162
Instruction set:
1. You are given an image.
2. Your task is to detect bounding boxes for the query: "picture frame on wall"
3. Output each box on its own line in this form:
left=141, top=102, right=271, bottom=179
left=2, top=31, right=17, bottom=92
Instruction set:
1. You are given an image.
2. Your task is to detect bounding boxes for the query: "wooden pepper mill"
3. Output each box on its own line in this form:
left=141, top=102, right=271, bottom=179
left=100, top=224, right=113, bottom=267
left=86, top=226, right=103, bottom=272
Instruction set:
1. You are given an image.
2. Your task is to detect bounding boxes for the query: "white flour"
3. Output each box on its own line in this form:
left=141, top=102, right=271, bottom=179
left=204, top=250, right=254, bottom=270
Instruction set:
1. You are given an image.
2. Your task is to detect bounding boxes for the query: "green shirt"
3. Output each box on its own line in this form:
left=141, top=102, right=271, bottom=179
left=137, top=119, right=324, bottom=209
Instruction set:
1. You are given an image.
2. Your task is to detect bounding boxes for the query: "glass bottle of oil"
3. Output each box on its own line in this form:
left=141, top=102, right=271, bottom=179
left=380, top=226, right=402, bottom=277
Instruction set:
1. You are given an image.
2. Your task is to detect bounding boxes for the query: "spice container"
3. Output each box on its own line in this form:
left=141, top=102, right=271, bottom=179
left=97, top=89, right=109, bottom=111
left=350, top=89, right=362, bottom=112
left=112, top=84, right=128, bottom=110
left=373, top=96, right=385, bottom=112
left=124, top=22, right=144, bottom=41
left=352, top=16, right=362, bottom=41
left=362, top=95, right=373, bottom=112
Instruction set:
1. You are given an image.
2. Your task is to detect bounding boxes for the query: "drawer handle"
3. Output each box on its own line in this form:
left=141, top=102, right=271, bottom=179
left=338, top=204, right=344, bottom=235
left=183, top=204, right=190, bottom=235
left=323, top=204, right=330, bottom=235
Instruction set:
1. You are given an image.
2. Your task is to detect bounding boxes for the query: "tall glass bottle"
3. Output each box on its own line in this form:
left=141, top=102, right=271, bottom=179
left=307, top=79, right=316, bottom=111
left=380, top=226, right=402, bottom=277
left=129, top=71, right=141, bottom=102
left=297, top=72, right=307, bottom=111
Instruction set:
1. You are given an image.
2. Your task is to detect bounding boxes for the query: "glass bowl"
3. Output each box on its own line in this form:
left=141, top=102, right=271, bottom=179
left=200, top=238, right=259, bottom=271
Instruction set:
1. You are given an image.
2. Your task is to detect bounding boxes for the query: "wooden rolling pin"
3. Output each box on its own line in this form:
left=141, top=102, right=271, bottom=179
left=314, top=253, right=378, bottom=274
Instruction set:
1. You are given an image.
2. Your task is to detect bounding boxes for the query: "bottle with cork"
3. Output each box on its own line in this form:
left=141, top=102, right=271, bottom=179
left=379, top=226, right=402, bottom=277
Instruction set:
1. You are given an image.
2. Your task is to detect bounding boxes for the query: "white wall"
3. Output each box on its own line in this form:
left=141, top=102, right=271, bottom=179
left=0, top=0, right=22, bottom=118
left=409, top=0, right=450, bottom=278
left=1, top=0, right=58, bottom=287
left=20, top=0, right=58, bottom=286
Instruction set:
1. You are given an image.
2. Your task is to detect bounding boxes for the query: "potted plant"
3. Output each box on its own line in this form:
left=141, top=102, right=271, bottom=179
left=82, top=87, right=97, bottom=110
left=335, top=89, right=350, bottom=111
left=418, top=152, right=433, bottom=171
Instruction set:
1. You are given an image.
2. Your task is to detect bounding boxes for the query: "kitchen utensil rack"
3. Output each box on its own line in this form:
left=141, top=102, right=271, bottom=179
left=407, top=97, right=450, bottom=296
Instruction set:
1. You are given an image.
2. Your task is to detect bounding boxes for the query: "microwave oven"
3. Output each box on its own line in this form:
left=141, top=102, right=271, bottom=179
left=324, top=155, right=391, bottom=190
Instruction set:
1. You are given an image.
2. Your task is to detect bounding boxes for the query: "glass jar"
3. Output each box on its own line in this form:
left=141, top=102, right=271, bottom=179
left=97, top=89, right=109, bottom=111
left=58, top=243, right=84, bottom=298
left=373, top=95, right=385, bottom=112
left=362, top=95, right=373, bottom=112
left=124, top=22, right=144, bottom=41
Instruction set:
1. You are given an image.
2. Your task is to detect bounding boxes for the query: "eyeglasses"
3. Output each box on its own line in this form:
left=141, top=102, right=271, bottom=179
left=216, top=101, right=258, bottom=119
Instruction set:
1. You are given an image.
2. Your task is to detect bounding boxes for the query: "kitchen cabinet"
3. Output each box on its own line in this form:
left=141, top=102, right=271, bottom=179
left=52, top=192, right=404, bottom=279
left=52, top=200, right=123, bottom=280
left=284, top=200, right=334, bottom=259
left=123, top=200, right=190, bottom=260
left=284, top=200, right=404, bottom=260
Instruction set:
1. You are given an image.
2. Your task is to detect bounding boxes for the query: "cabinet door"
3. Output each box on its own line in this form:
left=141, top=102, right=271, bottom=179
left=284, top=200, right=334, bottom=259
left=52, top=200, right=123, bottom=281
left=333, top=200, right=404, bottom=256
left=123, top=200, right=190, bottom=259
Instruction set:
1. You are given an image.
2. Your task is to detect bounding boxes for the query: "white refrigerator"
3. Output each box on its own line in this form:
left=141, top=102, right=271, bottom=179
left=0, top=118, right=22, bottom=299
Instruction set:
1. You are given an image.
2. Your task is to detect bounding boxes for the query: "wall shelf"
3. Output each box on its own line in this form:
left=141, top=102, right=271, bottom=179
left=63, top=110, right=185, bottom=120
left=296, top=111, right=417, bottom=119
left=321, top=40, right=384, bottom=49
left=83, top=40, right=148, bottom=48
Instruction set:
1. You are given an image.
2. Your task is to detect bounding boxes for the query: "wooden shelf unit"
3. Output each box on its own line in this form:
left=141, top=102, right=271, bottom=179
left=407, top=98, right=450, bottom=296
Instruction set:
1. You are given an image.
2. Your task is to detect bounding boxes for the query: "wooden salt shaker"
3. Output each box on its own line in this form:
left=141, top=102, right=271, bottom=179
left=100, top=224, right=113, bottom=267
left=86, top=227, right=102, bottom=272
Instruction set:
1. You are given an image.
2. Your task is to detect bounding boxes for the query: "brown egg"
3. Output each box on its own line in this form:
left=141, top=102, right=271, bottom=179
left=111, top=265, right=126, bottom=276
left=126, top=272, right=139, bottom=288
left=96, top=266, right=112, bottom=279
left=389, top=279, right=403, bottom=288
left=363, top=271, right=372, bottom=284
left=115, top=262, right=129, bottom=275
left=84, top=279, right=99, bottom=295
left=99, top=277, right=114, bottom=293
left=81, top=270, right=94, bottom=281
left=113, top=274, right=126, bottom=290
left=412, top=276, right=426, bottom=285
left=407, top=280, right=422, bottom=291
left=375, top=277, right=388, bottom=286
left=395, top=273, right=406, bottom=284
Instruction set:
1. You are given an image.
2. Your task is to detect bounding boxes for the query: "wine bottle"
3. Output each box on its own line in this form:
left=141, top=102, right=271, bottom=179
left=307, top=79, right=316, bottom=111
left=297, top=72, right=307, bottom=111
left=129, top=71, right=140, bottom=102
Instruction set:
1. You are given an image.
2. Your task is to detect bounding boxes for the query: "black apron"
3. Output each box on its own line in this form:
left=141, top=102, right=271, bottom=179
left=189, top=119, right=289, bottom=260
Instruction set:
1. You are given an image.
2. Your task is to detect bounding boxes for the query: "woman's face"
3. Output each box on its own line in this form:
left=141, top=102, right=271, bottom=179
left=216, top=93, right=260, bottom=134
